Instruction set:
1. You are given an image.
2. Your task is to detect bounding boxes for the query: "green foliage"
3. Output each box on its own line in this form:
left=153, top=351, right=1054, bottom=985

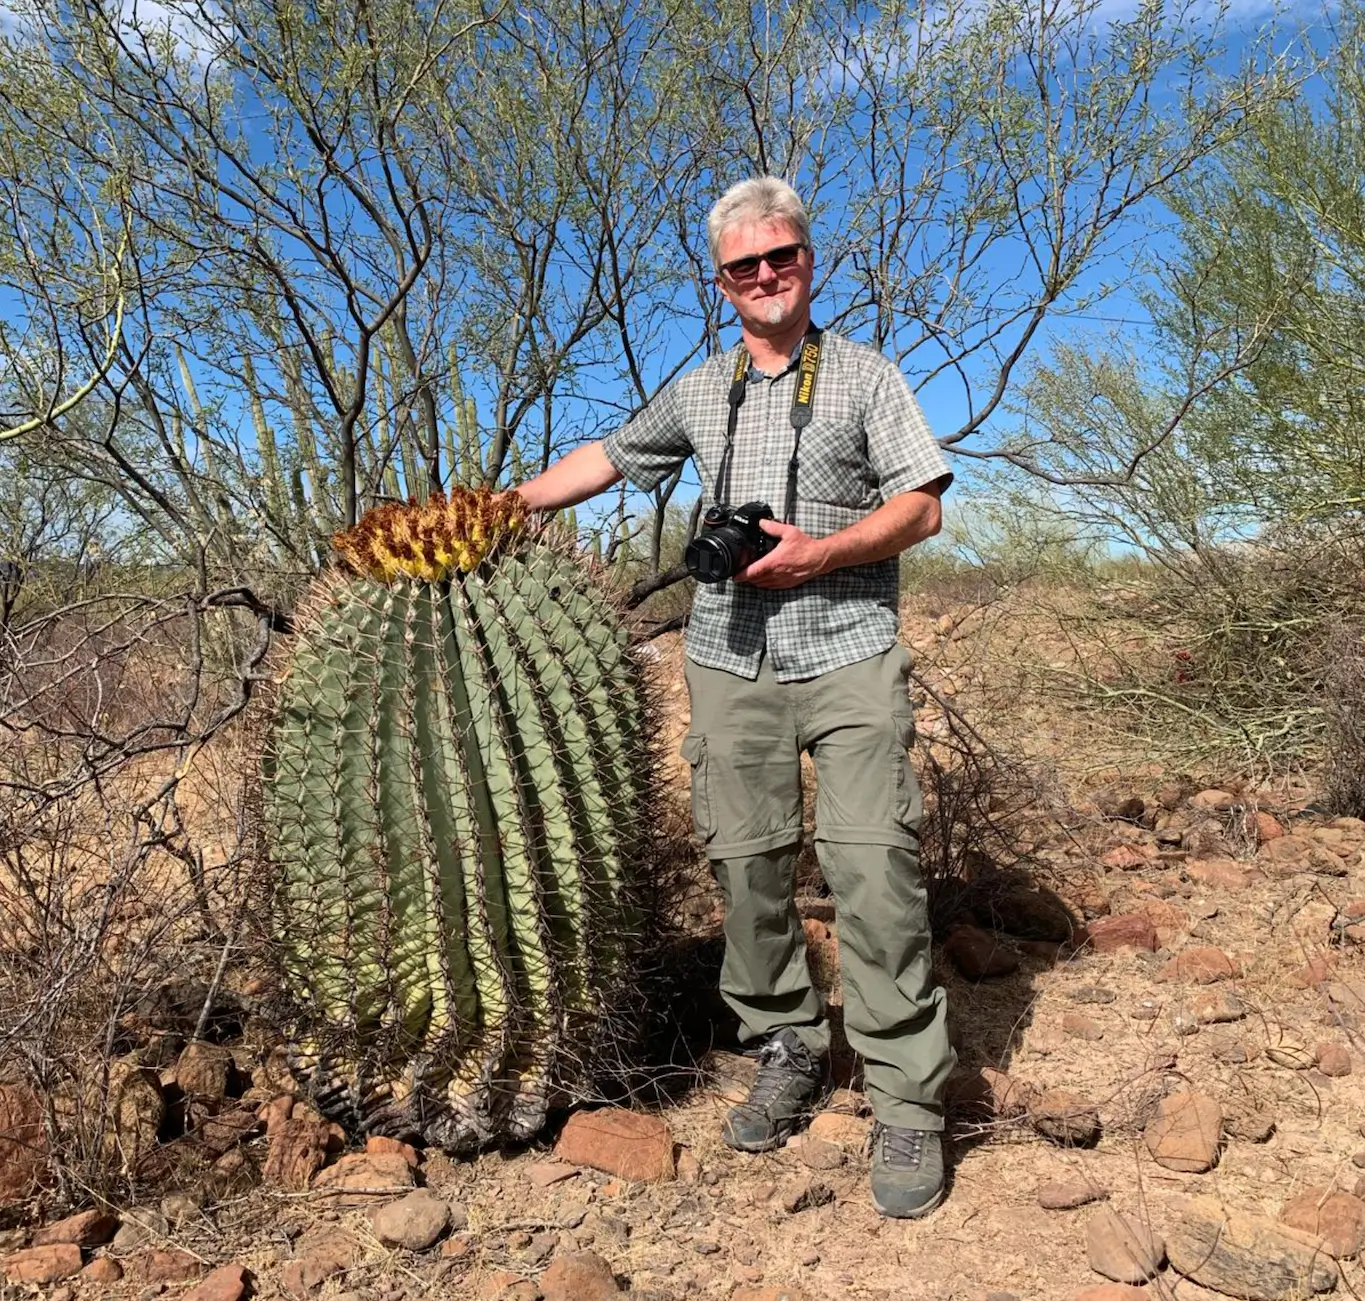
left=264, top=537, right=656, bottom=1147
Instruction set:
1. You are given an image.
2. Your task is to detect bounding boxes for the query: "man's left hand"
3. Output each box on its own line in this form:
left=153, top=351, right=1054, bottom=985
left=735, top=520, right=829, bottom=589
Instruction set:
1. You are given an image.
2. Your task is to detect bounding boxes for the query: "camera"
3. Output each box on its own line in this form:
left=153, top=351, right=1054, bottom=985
left=684, top=501, right=778, bottom=584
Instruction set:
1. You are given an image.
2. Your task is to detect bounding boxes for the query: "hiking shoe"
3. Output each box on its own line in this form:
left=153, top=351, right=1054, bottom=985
left=868, top=1122, right=945, bottom=1218
left=721, top=1027, right=824, bottom=1153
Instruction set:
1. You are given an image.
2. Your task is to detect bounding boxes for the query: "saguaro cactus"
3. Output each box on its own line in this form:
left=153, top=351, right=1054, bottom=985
left=263, top=489, right=655, bottom=1149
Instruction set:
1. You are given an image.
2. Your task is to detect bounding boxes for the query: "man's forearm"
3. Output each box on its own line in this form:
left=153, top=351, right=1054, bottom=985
left=817, top=485, right=943, bottom=573
left=514, top=442, right=624, bottom=511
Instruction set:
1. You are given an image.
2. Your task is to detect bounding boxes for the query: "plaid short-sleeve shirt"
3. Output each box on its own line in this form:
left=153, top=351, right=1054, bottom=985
left=603, top=330, right=952, bottom=682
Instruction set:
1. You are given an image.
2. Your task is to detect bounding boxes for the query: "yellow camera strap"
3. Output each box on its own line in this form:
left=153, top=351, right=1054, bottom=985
left=715, top=327, right=823, bottom=524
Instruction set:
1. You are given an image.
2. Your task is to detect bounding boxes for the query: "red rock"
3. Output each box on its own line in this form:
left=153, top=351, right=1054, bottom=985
left=731, top=1290, right=813, bottom=1301
left=475, top=1270, right=534, bottom=1300
left=1074, top=1287, right=1150, bottom=1301
left=1190, top=789, right=1237, bottom=810
left=175, top=1042, right=233, bottom=1100
left=365, top=1135, right=420, bottom=1169
left=280, top=1226, right=355, bottom=1296
left=1279, top=1189, right=1365, bottom=1258
left=540, top=1251, right=621, bottom=1301
left=1184, top=858, right=1254, bottom=891
left=264, top=1117, right=337, bottom=1190
left=1063, top=1012, right=1105, bottom=1041
left=198, top=1107, right=261, bottom=1156
left=1156, top=946, right=1238, bottom=984
left=0, top=1083, right=48, bottom=1208
left=1085, top=914, right=1158, bottom=953
left=526, top=1160, right=578, bottom=1188
left=259, top=1094, right=294, bottom=1136
left=184, top=1264, right=251, bottom=1301
left=33, top=1210, right=119, bottom=1248
left=1100, top=845, right=1151, bottom=871
left=1259, top=835, right=1324, bottom=875
left=1038, top=1179, right=1108, bottom=1210
left=1256, top=812, right=1286, bottom=841
left=3, top=1245, right=82, bottom=1284
left=369, top=1190, right=450, bottom=1251
left=1144, top=1091, right=1222, bottom=1172
left=1086, top=1208, right=1164, bottom=1283
left=553, top=1109, right=675, bottom=1182
left=1028, top=1090, right=1101, bottom=1146
left=1316, top=1043, right=1352, bottom=1077
left=125, top=1250, right=203, bottom=1284
left=82, top=1257, right=123, bottom=1284
left=978, top=1067, right=1033, bottom=1119
left=1289, top=956, right=1336, bottom=988
left=944, top=924, right=1019, bottom=979
left=311, top=1151, right=415, bottom=1204
left=807, top=1111, right=870, bottom=1148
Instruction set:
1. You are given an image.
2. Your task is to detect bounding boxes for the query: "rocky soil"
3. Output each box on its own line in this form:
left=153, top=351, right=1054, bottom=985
left=6, top=607, right=1365, bottom=1301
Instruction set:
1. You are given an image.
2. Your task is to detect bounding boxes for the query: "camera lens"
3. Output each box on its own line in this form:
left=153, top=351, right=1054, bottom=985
left=684, top=532, right=741, bottom=584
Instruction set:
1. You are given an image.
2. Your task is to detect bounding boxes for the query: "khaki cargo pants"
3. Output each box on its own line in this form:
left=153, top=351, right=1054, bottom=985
left=681, top=644, right=955, bottom=1131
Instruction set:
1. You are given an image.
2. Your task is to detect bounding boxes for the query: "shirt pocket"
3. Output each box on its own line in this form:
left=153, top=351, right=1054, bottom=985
left=797, top=415, right=876, bottom=509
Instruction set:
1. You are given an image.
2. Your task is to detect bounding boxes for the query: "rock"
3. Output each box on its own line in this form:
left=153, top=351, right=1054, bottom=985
left=944, top=924, right=1019, bottom=979
left=993, top=885, right=1078, bottom=942
left=789, top=1134, right=845, bottom=1170
left=1086, top=1208, right=1164, bottom=1283
left=540, top=1251, right=621, bottom=1301
left=125, top=1250, right=203, bottom=1284
left=103, top=1058, right=165, bottom=1169
left=1290, top=956, right=1336, bottom=987
left=1256, top=812, right=1286, bottom=841
left=780, top=1179, right=835, bottom=1214
left=1279, top=1189, right=1365, bottom=1258
left=1096, top=793, right=1147, bottom=822
left=807, top=1111, right=870, bottom=1148
left=1184, top=858, right=1255, bottom=891
left=1226, top=1112, right=1276, bottom=1143
left=1038, top=1179, right=1108, bottom=1210
left=112, top=1208, right=169, bottom=1254
left=1167, top=1196, right=1338, bottom=1298
left=1063, top=1013, right=1105, bottom=1042
left=553, top=1109, right=675, bottom=1182
left=33, top=1210, right=119, bottom=1248
left=1316, top=1043, right=1352, bottom=1077
left=365, top=1135, right=420, bottom=1168
left=260, top=1094, right=294, bottom=1135
left=0, top=1084, right=48, bottom=1207
left=1190, top=789, right=1238, bottom=811
left=280, top=1225, right=356, bottom=1296
left=311, top=1152, right=415, bottom=1205
left=2, top=1245, right=83, bottom=1284
left=1071, top=986, right=1118, bottom=1005
left=183, top=1265, right=251, bottom=1301
left=1028, top=1091, right=1101, bottom=1147
left=82, top=1257, right=124, bottom=1284
left=264, top=1118, right=337, bottom=1190
left=1136, top=897, right=1189, bottom=947
left=369, top=1191, right=450, bottom=1251
left=1074, top=1287, right=1150, bottom=1301
left=1156, top=946, right=1239, bottom=984
left=203, top=1147, right=259, bottom=1202
left=1100, top=845, right=1151, bottom=871
left=527, top=1160, right=578, bottom=1188
left=1265, top=1043, right=1316, bottom=1070
left=1189, top=989, right=1245, bottom=1024
left=197, top=1107, right=260, bottom=1156
left=1086, top=915, right=1158, bottom=954
left=1261, top=835, right=1338, bottom=877
left=731, top=1289, right=812, bottom=1301
left=1144, top=1091, right=1222, bottom=1172
left=978, top=1068, right=1033, bottom=1119
left=175, top=1042, right=234, bottom=1100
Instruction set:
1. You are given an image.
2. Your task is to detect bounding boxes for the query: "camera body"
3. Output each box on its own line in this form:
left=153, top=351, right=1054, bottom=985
left=684, top=501, right=778, bottom=584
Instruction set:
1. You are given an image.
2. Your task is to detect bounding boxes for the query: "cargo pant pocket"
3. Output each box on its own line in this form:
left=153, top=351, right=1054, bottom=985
left=680, top=733, right=715, bottom=842
left=891, top=713, right=922, bottom=830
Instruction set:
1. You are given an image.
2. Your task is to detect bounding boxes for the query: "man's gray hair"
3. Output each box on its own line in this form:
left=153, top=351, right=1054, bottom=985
left=707, top=177, right=812, bottom=270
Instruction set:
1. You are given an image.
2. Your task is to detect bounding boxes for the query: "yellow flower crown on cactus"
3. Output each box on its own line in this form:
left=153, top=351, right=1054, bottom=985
left=332, top=487, right=527, bottom=583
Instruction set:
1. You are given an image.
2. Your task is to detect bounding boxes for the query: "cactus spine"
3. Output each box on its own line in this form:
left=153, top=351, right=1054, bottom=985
left=264, top=489, right=654, bottom=1147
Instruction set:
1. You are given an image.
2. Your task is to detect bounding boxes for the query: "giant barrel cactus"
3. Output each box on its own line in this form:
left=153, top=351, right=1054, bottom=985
left=263, top=489, right=656, bottom=1149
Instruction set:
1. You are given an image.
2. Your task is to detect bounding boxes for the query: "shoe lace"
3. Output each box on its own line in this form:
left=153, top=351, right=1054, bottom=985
left=744, top=1035, right=816, bottom=1109
left=873, top=1122, right=926, bottom=1169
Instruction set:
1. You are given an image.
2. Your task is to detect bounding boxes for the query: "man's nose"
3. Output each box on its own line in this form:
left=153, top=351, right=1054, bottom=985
left=755, top=257, right=780, bottom=285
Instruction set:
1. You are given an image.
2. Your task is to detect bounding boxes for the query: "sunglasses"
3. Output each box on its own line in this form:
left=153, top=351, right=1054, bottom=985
left=718, top=241, right=807, bottom=282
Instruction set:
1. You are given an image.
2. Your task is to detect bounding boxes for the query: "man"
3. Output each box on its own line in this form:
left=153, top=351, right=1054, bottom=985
left=511, top=177, right=955, bottom=1218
